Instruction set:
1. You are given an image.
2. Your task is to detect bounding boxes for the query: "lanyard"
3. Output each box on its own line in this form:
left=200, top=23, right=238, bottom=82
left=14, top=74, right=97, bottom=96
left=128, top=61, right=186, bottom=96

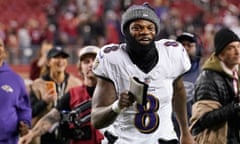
left=57, top=82, right=66, bottom=98
left=54, top=82, right=66, bottom=106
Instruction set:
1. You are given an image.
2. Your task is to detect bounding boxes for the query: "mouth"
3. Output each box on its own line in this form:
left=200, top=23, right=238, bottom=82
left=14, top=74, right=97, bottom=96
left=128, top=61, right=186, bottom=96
left=139, top=36, right=151, bottom=41
left=87, top=69, right=94, bottom=73
left=137, top=37, right=152, bottom=44
left=86, top=70, right=94, bottom=77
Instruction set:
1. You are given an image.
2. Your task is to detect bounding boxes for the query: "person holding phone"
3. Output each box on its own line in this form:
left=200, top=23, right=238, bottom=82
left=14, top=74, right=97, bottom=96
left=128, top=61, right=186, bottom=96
left=19, top=45, right=103, bottom=144
left=29, top=46, right=82, bottom=144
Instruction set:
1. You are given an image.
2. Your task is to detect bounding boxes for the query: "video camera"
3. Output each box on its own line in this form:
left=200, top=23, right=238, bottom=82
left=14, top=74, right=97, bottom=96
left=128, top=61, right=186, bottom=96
left=60, top=100, right=91, bottom=127
left=58, top=100, right=92, bottom=140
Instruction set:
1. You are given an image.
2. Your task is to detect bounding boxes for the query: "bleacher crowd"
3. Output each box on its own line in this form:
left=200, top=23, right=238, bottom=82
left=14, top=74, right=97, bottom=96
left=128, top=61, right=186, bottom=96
left=0, top=0, right=239, bottom=66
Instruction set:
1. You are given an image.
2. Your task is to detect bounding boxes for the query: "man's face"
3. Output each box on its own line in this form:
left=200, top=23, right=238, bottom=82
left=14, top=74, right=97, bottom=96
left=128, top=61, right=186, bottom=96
left=0, top=39, right=6, bottom=62
left=79, top=54, right=96, bottom=79
left=129, top=19, right=156, bottom=45
left=181, top=40, right=197, bottom=58
left=48, top=55, right=68, bottom=73
left=219, top=41, right=240, bottom=69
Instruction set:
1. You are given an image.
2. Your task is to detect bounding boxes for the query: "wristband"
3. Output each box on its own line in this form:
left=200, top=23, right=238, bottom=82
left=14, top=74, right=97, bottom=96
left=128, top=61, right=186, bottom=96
left=111, top=100, right=121, bottom=113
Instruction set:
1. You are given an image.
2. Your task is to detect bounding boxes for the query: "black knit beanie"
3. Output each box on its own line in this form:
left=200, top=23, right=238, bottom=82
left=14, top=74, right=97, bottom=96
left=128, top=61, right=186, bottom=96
left=121, top=3, right=160, bottom=36
left=214, top=28, right=240, bottom=55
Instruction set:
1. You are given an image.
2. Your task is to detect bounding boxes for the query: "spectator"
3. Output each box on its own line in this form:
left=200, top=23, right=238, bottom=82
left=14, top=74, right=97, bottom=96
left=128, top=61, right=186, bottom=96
left=19, top=45, right=103, bottom=144
left=172, top=32, right=203, bottom=138
left=29, top=46, right=82, bottom=144
left=189, top=28, right=240, bottom=143
left=18, top=24, right=31, bottom=64
left=0, top=38, right=31, bottom=143
left=29, top=40, right=53, bottom=80
left=91, top=3, right=195, bottom=144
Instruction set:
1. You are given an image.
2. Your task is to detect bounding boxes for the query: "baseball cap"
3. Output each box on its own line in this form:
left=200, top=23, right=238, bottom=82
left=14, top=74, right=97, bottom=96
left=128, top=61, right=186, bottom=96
left=47, top=46, right=69, bottom=59
left=78, top=45, right=99, bottom=61
left=176, top=32, right=197, bottom=43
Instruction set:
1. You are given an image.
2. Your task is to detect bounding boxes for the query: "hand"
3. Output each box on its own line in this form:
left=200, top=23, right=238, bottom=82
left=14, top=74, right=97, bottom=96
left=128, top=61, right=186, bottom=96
left=180, top=132, right=196, bottom=144
left=41, top=89, right=57, bottom=104
left=18, top=130, right=33, bottom=144
left=19, top=121, right=29, bottom=137
left=118, top=91, right=135, bottom=109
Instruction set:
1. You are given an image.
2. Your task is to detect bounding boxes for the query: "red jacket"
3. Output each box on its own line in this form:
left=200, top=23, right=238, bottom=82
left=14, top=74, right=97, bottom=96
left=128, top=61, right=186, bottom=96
left=69, top=85, right=103, bottom=144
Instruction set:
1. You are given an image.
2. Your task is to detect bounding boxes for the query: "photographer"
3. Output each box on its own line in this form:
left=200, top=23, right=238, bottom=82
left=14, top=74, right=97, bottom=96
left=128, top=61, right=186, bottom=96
left=19, top=46, right=103, bottom=144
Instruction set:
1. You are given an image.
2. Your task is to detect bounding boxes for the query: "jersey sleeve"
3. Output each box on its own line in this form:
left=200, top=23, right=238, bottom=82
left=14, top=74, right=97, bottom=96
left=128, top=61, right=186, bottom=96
left=92, top=44, right=119, bottom=81
left=158, top=39, right=191, bottom=77
left=176, top=42, right=191, bottom=75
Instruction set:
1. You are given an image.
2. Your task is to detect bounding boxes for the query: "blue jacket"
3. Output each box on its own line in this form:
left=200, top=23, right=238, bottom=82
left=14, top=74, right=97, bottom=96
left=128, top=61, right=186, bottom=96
left=0, top=62, right=31, bottom=144
left=183, top=58, right=201, bottom=102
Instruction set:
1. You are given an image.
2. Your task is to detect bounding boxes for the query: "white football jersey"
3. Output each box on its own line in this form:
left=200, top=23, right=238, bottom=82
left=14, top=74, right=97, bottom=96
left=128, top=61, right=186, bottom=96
left=93, top=39, right=191, bottom=144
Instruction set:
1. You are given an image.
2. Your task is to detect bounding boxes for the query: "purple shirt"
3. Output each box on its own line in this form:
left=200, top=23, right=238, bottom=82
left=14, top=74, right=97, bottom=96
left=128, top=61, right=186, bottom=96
left=0, top=62, right=31, bottom=143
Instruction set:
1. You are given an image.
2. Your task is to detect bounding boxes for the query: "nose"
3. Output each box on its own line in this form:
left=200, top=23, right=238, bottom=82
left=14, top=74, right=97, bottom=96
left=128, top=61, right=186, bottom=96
left=88, top=59, right=94, bottom=68
left=235, top=44, right=240, bottom=54
left=140, top=27, right=150, bottom=34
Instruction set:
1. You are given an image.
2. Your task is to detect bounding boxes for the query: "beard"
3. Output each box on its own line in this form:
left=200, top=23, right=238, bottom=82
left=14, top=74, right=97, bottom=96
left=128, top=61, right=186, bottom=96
left=124, top=31, right=155, bottom=56
left=124, top=31, right=158, bottom=73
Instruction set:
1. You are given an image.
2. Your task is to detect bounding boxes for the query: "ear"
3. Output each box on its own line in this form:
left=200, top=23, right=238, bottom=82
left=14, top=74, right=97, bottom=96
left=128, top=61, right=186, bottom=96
left=218, top=53, right=224, bottom=61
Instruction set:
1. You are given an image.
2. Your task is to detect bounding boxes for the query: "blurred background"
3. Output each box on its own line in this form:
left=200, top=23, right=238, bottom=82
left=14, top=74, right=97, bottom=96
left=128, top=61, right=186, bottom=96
left=0, top=0, right=239, bottom=79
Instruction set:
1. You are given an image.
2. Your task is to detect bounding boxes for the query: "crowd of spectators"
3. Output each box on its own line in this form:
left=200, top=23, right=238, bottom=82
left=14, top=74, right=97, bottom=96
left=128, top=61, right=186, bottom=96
left=0, top=0, right=239, bottom=65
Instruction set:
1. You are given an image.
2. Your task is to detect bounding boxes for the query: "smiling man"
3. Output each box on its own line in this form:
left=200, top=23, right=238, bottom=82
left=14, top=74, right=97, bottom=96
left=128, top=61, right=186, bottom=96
left=91, top=3, right=195, bottom=144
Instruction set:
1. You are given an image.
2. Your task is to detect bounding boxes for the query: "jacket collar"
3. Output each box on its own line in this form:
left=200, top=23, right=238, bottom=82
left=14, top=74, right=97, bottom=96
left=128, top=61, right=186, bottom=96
left=202, top=53, right=240, bottom=78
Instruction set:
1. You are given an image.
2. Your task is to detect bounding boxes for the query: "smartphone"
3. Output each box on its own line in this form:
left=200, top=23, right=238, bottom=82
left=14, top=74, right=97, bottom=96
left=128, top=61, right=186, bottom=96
left=45, top=81, right=57, bottom=95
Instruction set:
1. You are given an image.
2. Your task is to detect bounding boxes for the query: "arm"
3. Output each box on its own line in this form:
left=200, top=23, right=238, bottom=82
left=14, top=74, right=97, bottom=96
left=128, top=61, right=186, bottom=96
left=173, top=77, right=195, bottom=144
left=190, top=71, right=240, bottom=135
left=91, top=76, right=136, bottom=129
left=17, top=80, right=32, bottom=134
left=30, top=88, right=57, bottom=117
left=30, top=92, right=47, bottom=117
left=91, top=77, right=118, bottom=129
left=191, top=101, right=238, bottom=135
left=19, top=108, right=60, bottom=144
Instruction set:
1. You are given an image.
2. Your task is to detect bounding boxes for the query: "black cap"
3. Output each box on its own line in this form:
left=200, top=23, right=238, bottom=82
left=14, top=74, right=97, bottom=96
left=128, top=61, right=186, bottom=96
left=214, top=28, right=240, bottom=55
left=176, top=32, right=197, bottom=43
left=47, top=46, right=69, bottom=59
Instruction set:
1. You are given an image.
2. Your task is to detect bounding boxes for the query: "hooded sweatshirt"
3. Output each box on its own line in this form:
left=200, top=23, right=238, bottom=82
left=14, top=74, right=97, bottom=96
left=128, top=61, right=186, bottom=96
left=0, top=62, right=31, bottom=143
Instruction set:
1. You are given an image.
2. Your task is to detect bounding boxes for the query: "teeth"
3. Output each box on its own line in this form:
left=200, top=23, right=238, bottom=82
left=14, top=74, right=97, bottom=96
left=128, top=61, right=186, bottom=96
left=141, top=38, right=149, bottom=40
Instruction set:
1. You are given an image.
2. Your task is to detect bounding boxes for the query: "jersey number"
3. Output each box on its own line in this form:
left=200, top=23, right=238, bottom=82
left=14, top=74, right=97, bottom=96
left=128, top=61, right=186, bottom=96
left=103, top=45, right=119, bottom=53
left=134, top=94, right=159, bottom=134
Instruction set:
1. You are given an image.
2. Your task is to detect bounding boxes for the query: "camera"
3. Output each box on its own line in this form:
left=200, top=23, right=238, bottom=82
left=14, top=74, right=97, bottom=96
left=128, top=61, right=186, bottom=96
left=58, top=100, right=92, bottom=140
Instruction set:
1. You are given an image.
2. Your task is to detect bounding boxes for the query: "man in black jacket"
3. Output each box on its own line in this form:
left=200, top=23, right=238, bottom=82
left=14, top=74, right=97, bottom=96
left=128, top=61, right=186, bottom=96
left=190, top=28, right=240, bottom=144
